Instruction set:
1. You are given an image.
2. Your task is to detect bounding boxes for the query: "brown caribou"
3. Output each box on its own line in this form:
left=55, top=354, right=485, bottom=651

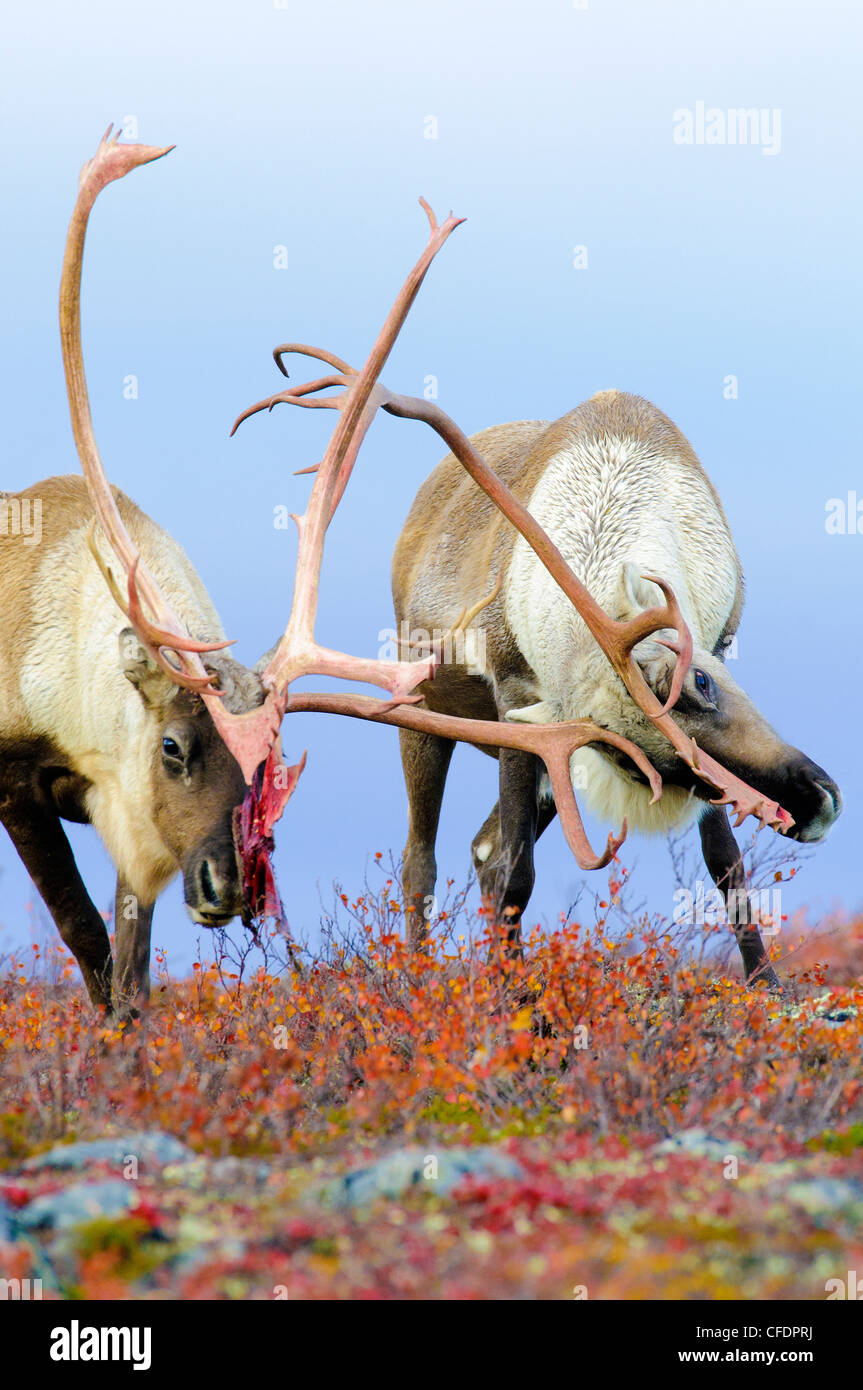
left=0, top=131, right=458, bottom=1014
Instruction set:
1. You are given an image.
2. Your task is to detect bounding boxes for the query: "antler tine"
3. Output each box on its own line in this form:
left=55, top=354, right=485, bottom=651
left=230, top=378, right=348, bottom=437
left=225, top=348, right=359, bottom=441
left=285, top=690, right=661, bottom=871
left=282, top=375, right=351, bottom=399
left=634, top=573, right=693, bottom=716
left=273, top=343, right=356, bottom=377
left=418, top=197, right=439, bottom=234
left=453, top=572, right=503, bottom=634
left=245, top=203, right=465, bottom=710
left=86, top=526, right=233, bottom=692
left=399, top=574, right=503, bottom=667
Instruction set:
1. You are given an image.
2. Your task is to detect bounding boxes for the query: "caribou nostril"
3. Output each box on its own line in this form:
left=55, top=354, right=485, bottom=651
left=791, top=778, right=842, bottom=843
left=814, top=780, right=842, bottom=818
left=199, top=859, right=220, bottom=907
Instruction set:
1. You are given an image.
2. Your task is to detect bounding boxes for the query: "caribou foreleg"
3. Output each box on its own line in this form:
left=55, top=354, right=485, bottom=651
left=0, top=795, right=113, bottom=1010
left=698, top=804, right=780, bottom=988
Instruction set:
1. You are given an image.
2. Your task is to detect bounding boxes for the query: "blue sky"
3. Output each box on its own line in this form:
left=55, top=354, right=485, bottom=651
left=1, top=0, right=860, bottom=973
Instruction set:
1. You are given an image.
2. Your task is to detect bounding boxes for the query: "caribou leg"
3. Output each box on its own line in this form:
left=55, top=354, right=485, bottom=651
left=112, top=874, right=154, bottom=1018
left=474, top=797, right=781, bottom=986
left=698, top=805, right=780, bottom=988
left=472, top=790, right=557, bottom=871
left=474, top=748, right=545, bottom=955
left=0, top=798, right=113, bottom=1010
left=399, top=727, right=455, bottom=951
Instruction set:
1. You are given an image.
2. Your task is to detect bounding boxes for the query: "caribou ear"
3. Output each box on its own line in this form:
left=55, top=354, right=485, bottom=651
left=616, top=562, right=665, bottom=621
left=615, top=564, right=678, bottom=700
left=119, top=628, right=179, bottom=710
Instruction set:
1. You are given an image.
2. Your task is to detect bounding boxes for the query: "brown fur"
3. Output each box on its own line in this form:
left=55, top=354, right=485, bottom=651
left=0, top=475, right=264, bottom=1014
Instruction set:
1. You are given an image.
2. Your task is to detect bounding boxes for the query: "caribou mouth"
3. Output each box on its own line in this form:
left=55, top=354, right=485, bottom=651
left=788, top=781, right=842, bottom=844
left=187, top=908, right=236, bottom=929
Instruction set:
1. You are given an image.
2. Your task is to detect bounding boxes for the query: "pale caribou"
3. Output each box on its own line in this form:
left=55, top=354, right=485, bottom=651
left=234, top=177, right=842, bottom=995
left=390, top=395, right=841, bottom=984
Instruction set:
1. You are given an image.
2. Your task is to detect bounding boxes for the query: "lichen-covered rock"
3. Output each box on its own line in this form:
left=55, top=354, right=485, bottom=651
left=786, top=1177, right=863, bottom=1222
left=313, top=1145, right=525, bottom=1209
left=24, top=1131, right=191, bottom=1173
left=17, top=1180, right=137, bottom=1232
left=653, top=1128, right=749, bottom=1161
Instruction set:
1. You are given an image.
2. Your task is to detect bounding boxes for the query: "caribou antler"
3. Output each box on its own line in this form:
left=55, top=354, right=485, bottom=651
left=60, top=128, right=230, bottom=701
left=285, top=691, right=662, bottom=870
left=230, top=200, right=468, bottom=708
left=374, top=391, right=793, bottom=834
left=227, top=201, right=669, bottom=873
left=228, top=213, right=686, bottom=867
left=234, top=333, right=793, bottom=838
left=236, top=363, right=693, bottom=717
left=61, top=134, right=458, bottom=783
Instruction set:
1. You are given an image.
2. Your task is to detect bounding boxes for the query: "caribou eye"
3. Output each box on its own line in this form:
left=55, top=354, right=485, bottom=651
left=694, top=669, right=712, bottom=700
left=162, top=736, right=183, bottom=760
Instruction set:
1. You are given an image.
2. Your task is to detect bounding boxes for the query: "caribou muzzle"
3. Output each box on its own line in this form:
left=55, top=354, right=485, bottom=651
left=771, top=754, right=842, bottom=843
left=182, top=828, right=244, bottom=927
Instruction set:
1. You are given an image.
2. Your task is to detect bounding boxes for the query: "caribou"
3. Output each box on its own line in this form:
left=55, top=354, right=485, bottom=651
left=1, top=131, right=451, bottom=1014
left=232, top=171, right=841, bottom=996
left=0, top=132, right=288, bottom=1015
left=6, top=127, right=835, bottom=1012
left=389, top=395, right=842, bottom=984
